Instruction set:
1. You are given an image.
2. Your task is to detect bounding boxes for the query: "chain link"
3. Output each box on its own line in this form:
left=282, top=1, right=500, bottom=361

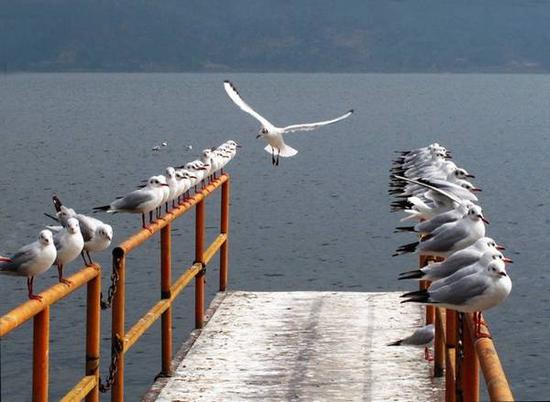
left=99, top=334, right=123, bottom=393
left=100, top=255, right=121, bottom=310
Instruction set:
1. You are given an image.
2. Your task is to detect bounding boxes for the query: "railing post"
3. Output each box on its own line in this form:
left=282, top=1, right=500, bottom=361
left=161, top=224, right=173, bottom=375
left=195, top=199, right=205, bottom=329
left=446, top=309, right=457, bottom=402
left=220, top=177, right=230, bottom=291
left=461, top=314, right=480, bottom=402
left=434, top=307, right=445, bottom=377
left=86, top=270, right=101, bottom=402
left=112, top=249, right=126, bottom=402
left=32, top=306, right=50, bottom=402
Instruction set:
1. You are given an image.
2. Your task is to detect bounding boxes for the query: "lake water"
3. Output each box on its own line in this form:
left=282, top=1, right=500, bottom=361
left=0, top=73, right=549, bottom=401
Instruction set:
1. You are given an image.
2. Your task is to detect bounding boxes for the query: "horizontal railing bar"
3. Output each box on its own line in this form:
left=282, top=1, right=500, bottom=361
left=118, top=174, right=229, bottom=254
left=465, top=313, right=514, bottom=402
left=124, top=259, right=207, bottom=353
left=59, top=375, right=96, bottom=402
left=171, top=263, right=202, bottom=299
left=0, top=264, right=100, bottom=336
left=124, top=299, right=170, bottom=352
left=203, top=234, right=227, bottom=265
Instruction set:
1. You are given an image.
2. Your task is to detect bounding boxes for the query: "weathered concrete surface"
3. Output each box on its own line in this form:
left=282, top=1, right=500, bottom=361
left=146, top=291, right=444, bottom=402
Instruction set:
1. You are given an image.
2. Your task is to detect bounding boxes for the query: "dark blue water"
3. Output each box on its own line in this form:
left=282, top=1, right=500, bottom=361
left=0, top=73, right=549, bottom=400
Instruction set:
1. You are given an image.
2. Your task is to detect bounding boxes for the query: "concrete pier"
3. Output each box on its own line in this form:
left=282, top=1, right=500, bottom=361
left=144, top=291, right=444, bottom=401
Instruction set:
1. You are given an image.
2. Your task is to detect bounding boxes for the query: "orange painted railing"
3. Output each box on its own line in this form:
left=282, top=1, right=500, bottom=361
left=0, top=173, right=230, bottom=402
left=420, top=257, right=514, bottom=402
left=107, top=173, right=230, bottom=401
left=0, top=264, right=102, bottom=402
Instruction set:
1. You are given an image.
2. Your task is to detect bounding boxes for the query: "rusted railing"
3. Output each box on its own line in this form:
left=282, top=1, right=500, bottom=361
left=0, top=264, right=102, bottom=402
left=420, top=256, right=514, bottom=402
left=108, top=173, right=230, bottom=401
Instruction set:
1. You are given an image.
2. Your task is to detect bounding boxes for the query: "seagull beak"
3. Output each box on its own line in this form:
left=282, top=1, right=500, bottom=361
left=236, top=144, right=242, bottom=148
left=471, top=187, right=482, bottom=192
left=161, top=183, right=170, bottom=187
left=480, top=215, right=490, bottom=224
left=503, top=257, right=513, bottom=263
left=466, top=174, right=475, bottom=178
left=496, top=244, right=506, bottom=251
left=256, top=134, right=262, bottom=139
left=190, top=175, right=198, bottom=179
left=499, top=272, right=507, bottom=277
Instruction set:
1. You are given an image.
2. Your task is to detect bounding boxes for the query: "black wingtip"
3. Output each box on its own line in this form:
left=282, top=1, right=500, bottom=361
left=93, top=205, right=110, bottom=212
left=398, top=270, right=424, bottom=280
left=387, top=340, right=402, bottom=346
left=52, top=194, right=63, bottom=212
left=349, top=109, right=354, bottom=114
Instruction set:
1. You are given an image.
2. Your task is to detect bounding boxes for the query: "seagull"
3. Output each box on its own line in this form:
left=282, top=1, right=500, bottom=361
left=46, top=195, right=113, bottom=266
left=398, top=237, right=507, bottom=281
left=47, top=218, right=84, bottom=285
left=401, top=259, right=512, bottom=337
left=223, top=80, right=353, bottom=165
left=93, top=176, right=169, bottom=228
left=393, top=205, right=488, bottom=257
left=388, top=324, right=435, bottom=360
left=152, top=145, right=161, bottom=151
left=0, top=230, right=57, bottom=300
left=161, top=141, right=168, bottom=147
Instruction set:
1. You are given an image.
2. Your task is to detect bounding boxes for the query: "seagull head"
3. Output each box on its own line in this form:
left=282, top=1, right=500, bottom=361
left=454, top=168, right=475, bottom=180
left=66, top=218, right=80, bottom=235
left=165, top=167, right=176, bottom=178
left=487, top=259, right=508, bottom=278
left=467, top=205, right=489, bottom=224
left=98, top=224, right=113, bottom=242
left=256, top=127, right=268, bottom=139
left=39, top=230, right=54, bottom=246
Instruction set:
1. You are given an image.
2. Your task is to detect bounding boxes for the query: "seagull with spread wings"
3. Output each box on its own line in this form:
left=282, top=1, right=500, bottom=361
left=223, top=80, right=353, bottom=166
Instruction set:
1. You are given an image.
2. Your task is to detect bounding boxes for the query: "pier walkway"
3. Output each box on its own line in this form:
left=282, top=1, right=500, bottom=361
left=144, top=291, right=444, bottom=402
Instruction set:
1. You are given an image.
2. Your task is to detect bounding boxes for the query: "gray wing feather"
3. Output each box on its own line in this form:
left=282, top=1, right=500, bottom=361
left=421, top=224, right=469, bottom=252
left=113, top=190, right=154, bottom=210
left=430, top=274, right=490, bottom=305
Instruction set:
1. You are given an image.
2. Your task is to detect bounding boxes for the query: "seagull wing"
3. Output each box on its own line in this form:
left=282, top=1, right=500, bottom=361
left=282, top=109, right=354, bottom=133
left=393, top=175, right=465, bottom=206
left=223, top=81, right=276, bottom=131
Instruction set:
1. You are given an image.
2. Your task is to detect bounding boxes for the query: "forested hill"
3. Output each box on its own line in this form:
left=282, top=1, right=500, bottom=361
left=2, top=0, right=550, bottom=73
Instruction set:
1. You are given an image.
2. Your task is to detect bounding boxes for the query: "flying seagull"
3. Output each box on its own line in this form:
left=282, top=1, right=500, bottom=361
left=223, top=80, right=353, bottom=165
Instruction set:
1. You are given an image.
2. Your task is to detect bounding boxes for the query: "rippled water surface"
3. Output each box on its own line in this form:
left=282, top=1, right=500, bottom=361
left=1, top=73, right=549, bottom=400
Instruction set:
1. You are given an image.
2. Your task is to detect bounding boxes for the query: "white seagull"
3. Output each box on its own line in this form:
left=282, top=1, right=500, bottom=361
left=48, top=217, right=85, bottom=285
left=223, top=80, right=353, bottom=165
left=0, top=230, right=57, bottom=300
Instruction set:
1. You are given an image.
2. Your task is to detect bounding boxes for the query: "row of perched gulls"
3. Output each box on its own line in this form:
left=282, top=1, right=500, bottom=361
left=0, top=140, right=238, bottom=300
left=389, top=143, right=512, bottom=339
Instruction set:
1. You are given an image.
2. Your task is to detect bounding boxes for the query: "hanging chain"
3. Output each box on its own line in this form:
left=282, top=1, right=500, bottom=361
left=100, top=255, right=121, bottom=310
left=99, top=334, right=124, bottom=393
left=455, top=312, right=465, bottom=402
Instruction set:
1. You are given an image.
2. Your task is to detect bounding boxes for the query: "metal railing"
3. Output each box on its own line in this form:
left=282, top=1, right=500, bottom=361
left=107, top=173, right=230, bottom=401
left=0, top=264, right=102, bottom=402
left=0, top=173, right=230, bottom=402
left=420, top=256, right=514, bottom=402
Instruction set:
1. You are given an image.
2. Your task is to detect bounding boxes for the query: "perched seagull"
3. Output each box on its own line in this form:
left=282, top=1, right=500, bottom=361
left=0, top=230, right=57, bottom=300
left=161, top=141, right=168, bottom=147
left=46, top=195, right=113, bottom=266
left=48, top=218, right=84, bottom=285
left=398, top=237, right=506, bottom=282
left=152, top=145, right=161, bottom=151
left=393, top=205, right=488, bottom=257
left=388, top=324, right=435, bottom=360
left=401, top=260, right=512, bottom=337
left=93, top=176, right=169, bottom=228
left=223, top=80, right=353, bottom=165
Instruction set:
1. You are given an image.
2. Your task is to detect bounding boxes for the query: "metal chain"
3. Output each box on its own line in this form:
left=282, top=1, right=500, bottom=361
left=456, top=312, right=465, bottom=402
left=100, top=255, right=121, bottom=310
left=99, top=334, right=123, bottom=393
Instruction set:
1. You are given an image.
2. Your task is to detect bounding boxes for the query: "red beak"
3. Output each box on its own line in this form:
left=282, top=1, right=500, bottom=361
left=472, top=188, right=482, bottom=192
left=480, top=216, right=490, bottom=224
left=503, top=257, right=513, bottom=263
left=496, top=245, right=505, bottom=251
